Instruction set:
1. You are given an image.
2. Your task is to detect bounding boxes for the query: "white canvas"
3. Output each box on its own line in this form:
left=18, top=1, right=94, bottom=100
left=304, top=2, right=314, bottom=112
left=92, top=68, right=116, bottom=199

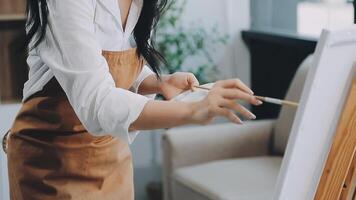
left=274, top=26, right=356, bottom=200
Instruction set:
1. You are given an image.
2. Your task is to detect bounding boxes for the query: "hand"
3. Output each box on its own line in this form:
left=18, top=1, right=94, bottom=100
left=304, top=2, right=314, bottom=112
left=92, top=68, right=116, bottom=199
left=189, top=79, right=263, bottom=125
left=159, top=72, right=200, bottom=100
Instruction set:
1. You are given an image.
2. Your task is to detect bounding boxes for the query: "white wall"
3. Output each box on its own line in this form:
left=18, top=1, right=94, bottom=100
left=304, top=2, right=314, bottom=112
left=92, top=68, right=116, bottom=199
left=220, top=0, right=251, bottom=86
left=251, top=0, right=299, bottom=31
left=0, top=104, right=21, bottom=200
left=178, top=0, right=251, bottom=85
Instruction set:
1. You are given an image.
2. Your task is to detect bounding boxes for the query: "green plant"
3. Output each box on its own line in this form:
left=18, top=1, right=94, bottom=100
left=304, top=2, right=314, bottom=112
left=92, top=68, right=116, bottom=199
left=156, top=0, right=229, bottom=84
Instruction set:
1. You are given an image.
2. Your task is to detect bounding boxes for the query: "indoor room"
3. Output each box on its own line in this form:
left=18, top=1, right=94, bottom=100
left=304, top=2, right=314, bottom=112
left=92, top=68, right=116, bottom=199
left=1, top=0, right=355, bottom=200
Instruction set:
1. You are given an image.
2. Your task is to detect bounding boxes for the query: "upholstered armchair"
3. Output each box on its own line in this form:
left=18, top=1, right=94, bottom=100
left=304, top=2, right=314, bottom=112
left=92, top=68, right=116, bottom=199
left=162, top=56, right=312, bottom=200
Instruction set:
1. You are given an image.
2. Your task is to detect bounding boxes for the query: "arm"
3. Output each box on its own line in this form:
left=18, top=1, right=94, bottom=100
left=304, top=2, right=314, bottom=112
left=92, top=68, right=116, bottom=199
left=137, top=72, right=200, bottom=100
left=131, top=79, right=263, bottom=131
left=137, top=73, right=162, bottom=95
left=131, top=65, right=158, bottom=95
left=130, top=101, right=192, bottom=131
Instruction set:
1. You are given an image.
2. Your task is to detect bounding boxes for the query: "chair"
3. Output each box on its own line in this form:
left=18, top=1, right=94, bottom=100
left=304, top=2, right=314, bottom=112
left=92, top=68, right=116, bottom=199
left=162, top=56, right=313, bottom=200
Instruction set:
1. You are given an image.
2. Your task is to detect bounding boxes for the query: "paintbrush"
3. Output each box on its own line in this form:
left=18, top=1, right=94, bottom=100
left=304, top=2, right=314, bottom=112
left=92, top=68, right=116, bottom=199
left=193, top=85, right=299, bottom=107
left=254, top=96, right=299, bottom=107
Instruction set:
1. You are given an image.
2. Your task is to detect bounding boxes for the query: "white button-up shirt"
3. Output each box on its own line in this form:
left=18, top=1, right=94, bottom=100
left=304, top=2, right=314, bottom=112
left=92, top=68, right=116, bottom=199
left=24, top=0, right=154, bottom=144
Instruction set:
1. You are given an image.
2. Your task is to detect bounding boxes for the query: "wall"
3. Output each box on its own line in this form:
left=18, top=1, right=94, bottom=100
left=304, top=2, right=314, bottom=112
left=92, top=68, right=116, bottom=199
left=180, top=0, right=251, bottom=85
left=251, top=0, right=299, bottom=31
left=0, top=104, right=21, bottom=200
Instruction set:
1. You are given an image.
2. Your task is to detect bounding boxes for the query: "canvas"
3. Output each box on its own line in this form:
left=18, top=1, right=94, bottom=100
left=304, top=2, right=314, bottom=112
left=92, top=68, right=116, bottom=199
left=274, top=26, right=356, bottom=200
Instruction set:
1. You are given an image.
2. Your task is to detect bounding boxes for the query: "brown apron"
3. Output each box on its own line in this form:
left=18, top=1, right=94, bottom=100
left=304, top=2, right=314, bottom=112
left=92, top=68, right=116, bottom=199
left=5, top=48, right=144, bottom=200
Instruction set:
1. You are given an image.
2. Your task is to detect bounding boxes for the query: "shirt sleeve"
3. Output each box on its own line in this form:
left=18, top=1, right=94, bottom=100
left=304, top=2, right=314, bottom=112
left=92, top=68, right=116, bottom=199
left=131, top=65, right=154, bottom=93
left=38, top=0, right=149, bottom=143
left=130, top=65, right=157, bottom=99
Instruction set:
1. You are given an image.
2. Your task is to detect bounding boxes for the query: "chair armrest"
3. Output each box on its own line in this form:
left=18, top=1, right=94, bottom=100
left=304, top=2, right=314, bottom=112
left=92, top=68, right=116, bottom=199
left=162, top=119, right=275, bottom=169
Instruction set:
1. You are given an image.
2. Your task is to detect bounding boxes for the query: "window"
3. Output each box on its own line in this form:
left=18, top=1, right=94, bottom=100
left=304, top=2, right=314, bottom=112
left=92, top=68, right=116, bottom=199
left=298, top=1, right=354, bottom=37
left=251, top=0, right=354, bottom=37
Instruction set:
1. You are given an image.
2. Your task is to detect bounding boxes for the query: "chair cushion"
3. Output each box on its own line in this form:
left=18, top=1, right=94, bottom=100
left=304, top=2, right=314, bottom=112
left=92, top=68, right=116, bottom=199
left=273, top=55, right=312, bottom=154
left=172, top=156, right=282, bottom=200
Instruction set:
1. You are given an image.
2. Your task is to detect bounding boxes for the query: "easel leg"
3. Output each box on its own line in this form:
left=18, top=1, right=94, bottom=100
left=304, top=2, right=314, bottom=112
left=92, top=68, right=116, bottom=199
left=315, top=79, right=356, bottom=200
left=340, top=154, right=355, bottom=200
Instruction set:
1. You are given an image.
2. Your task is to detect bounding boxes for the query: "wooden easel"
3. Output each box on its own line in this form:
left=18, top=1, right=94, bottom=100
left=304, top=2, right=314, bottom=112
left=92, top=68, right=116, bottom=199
left=315, top=79, right=356, bottom=200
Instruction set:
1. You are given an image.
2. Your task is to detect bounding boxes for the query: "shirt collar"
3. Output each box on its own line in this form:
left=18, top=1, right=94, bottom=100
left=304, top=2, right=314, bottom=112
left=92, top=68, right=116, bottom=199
left=98, top=0, right=143, bottom=34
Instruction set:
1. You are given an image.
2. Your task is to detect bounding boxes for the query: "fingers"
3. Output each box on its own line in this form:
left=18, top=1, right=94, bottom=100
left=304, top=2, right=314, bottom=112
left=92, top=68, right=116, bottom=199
left=214, top=79, right=262, bottom=105
left=216, top=79, right=253, bottom=95
left=220, top=99, right=256, bottom=120
left=220, top=89, right=263, bottom=105
left=213, top=107, right=243, bottom=124
left=208, top=100, right=256, bottom=124
left=196, top=78, right=263, bottom=125
left=187, top=73, right=200, bottom=91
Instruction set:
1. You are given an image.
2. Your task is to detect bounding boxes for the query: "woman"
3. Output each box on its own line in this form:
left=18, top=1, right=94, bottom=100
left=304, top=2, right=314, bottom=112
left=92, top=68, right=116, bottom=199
left=4, top=0, right=262, bottom=199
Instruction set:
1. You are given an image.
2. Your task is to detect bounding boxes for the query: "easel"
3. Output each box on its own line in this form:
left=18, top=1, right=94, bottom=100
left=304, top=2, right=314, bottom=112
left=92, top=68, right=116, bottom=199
left=315, top=79, right=356, bottom=200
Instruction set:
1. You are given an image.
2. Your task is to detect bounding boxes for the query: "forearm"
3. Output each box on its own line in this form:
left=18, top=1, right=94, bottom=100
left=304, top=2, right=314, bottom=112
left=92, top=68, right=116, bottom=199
left=138, top=74, right=167, bottom=95
left=130, top=100, right=196, bottom=131
left=131, top=79, right=262, bottom=131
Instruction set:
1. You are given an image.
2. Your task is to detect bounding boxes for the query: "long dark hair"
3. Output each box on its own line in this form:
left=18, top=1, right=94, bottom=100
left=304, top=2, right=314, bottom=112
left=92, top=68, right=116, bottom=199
left=24, top=0, right=168, bottom=76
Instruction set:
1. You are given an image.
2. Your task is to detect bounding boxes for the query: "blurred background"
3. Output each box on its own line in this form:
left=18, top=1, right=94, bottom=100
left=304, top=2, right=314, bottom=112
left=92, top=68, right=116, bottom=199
left=0, top=0, right=355, bottom=200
